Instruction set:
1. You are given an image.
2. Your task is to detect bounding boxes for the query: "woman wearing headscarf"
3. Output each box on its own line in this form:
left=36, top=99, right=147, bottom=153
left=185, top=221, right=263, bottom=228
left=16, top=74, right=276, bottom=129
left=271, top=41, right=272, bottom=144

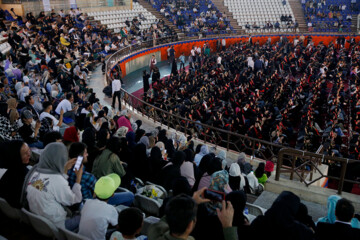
left=155, top=141, right=167, bottom=160
left=228, top=163, right=246, bottom=191
left=96, top=128, right=110, bottom=151
left=81, top=127, right=99, bottom=172
left=126, top=131, right=136, bottom=152
left=255, top=162, right=268, bottom=185
left=0, top=141, right=31, bottom=208
left=317, top=195, right=360, bottom=229
left=209, top=170, right=232, bottom=194
left=63, top=126, right=80, bottom=147
left=23, top=142, right=83, bottom=230
left=6, top=98, right=17, bottom=113
left=196, top=155, right=222, bottom=190
left=138, top=135, right=151, bottom=156
left=180, top=149, right=196, bottom=188
left=192, top=170, right=232, bottom=240
left=251, top=191, right=314, bottom=240
left=92, top=136, right=126, bottom=179
left=148, top=146, right=167, bottom=183
left=194, top=145, right=209, bottom=166
left=237, top=152, right=253, bottom=175
left=226, top=190, right=252, bottom=237
left=159, top=151, right=187, bottom=191
left=128, top=141, right=150, bottom=182
left=114, top=126, right=128, bottom=138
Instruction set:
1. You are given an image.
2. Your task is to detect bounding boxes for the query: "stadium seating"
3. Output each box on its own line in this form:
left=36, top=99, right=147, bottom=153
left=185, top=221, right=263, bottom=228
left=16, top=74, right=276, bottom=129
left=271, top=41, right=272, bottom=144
left=302, top=0, right=359, bottom=32
left=87, top=2, right=157, bottom=33
left=150, top=0, right=234, bottom=36
left=0, top=42, right=11, bottom=55
left=224, top=0, right=297, bottom=33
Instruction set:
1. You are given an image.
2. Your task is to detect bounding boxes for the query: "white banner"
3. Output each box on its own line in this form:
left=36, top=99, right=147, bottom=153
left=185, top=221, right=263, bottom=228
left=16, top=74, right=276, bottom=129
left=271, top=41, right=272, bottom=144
left=69, top=0, right=77, bottom=8
left=43, top=0, right=51, bottom=12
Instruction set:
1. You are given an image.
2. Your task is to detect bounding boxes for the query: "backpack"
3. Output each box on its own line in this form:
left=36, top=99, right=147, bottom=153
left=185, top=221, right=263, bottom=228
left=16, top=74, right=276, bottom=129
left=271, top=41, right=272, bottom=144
left=103, top=85, right=112, bottom=98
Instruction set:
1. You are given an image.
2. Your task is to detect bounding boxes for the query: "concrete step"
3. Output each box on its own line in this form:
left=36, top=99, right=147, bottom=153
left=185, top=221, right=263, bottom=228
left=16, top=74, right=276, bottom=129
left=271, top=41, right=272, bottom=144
left=137, top=0, right=182, bottom=35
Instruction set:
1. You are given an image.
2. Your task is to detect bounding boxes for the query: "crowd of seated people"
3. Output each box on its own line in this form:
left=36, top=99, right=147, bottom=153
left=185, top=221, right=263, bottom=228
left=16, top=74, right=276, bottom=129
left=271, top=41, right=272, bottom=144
left=302, top=0, right=359, bottom=32
left=115, top=16, right=178, bottom=50
left=139, top=35, right=360, bottom=189
left=150, top=0, right=233, bottom=36
left=244, top=17, right=298, bottom=32
left=1, top=128, right=360, bottom=239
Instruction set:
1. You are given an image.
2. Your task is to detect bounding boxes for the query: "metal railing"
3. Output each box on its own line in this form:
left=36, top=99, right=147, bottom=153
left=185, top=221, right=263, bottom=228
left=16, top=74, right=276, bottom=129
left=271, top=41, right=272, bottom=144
left=121, top=88, right=284, bottom=161
left=276, top=148, right=360, bottom=195
left=105, top=35, right=179, bottom=84
left=106, top=34, right=360, bottom=195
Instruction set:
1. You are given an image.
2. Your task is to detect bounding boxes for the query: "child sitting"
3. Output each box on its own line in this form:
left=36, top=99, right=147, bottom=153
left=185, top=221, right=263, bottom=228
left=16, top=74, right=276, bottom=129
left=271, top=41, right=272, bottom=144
left=110, top=207, right=147, bottom=240
left=78, top=173, right=120, bottom=240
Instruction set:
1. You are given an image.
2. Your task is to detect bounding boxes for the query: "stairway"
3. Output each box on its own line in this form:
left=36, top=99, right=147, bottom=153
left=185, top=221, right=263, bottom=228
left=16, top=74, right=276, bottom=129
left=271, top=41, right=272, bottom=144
left=288, top=0, right=308, bottom=32
left=211, top=0, right=244, bottom=34
left=351, top=15, right=358, bottom=33
left=137, top=0, right=183, bottom=37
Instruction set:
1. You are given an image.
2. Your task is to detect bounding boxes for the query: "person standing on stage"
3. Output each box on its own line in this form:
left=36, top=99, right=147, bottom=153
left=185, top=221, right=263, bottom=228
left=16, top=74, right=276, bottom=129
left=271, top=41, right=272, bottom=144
left=149, top=55, right=157, bottom=75
left=112, top=76, right=122, bottom=112
left=179, top=52, right=186, bottom=72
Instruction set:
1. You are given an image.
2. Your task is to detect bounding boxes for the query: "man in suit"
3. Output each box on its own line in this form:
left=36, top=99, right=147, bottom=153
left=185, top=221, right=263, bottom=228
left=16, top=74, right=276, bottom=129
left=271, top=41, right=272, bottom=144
left=316, top=198, right=360, bottom=240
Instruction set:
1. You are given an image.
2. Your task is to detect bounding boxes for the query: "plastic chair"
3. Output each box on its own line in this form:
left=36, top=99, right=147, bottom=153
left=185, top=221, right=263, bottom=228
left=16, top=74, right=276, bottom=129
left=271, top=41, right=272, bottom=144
left=134, top=194, right=162, bottom=217
left=21, top=208, right=64, bottom=240
left=141, top=216, right=160, bottom=235
left=0, top=197, right=23, bottom=221
left=245, top=202, right=267, bottom=216
left=145, top=181, right=168, bottom=198
left=58, top=227, right=90, bottom=240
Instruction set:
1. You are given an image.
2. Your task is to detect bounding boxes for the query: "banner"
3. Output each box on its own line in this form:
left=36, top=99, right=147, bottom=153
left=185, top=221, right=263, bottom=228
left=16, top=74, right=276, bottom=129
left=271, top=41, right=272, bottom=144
left=42, top=0, right=51, bottom=12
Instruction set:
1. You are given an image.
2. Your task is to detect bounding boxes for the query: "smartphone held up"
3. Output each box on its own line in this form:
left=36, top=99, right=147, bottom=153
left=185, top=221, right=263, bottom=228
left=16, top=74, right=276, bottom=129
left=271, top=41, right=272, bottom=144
left=73, top=155, right=83, bottom=171
left=203, top=189, right=225, bottom=202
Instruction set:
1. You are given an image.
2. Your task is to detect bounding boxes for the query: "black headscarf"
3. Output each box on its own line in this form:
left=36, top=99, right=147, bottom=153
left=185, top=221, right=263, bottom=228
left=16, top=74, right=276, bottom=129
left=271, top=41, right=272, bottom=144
left=251, top=191, right=314, bottom=240
left=0, top=140, right=29, bottom=208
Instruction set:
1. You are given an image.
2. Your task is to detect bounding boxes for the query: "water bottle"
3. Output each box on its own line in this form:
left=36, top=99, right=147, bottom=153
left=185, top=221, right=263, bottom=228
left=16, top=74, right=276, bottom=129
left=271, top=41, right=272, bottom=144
left=244, top=207, right=249, bottom=215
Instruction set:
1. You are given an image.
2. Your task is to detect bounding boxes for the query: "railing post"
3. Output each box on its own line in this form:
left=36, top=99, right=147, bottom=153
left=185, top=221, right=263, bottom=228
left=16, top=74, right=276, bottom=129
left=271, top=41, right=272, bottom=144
left=290, top=156, right=296, bottom=181
left=338, top=159, right=348, bottom=195
left=309, top=157, right=314, bottom=182
left=275, top=149, right=284, bottom=181
left=227, top=133, right=230, bottom=151
left=167, top=113, right=171, bottom=130
left=251, top=140, right=255, bottom=157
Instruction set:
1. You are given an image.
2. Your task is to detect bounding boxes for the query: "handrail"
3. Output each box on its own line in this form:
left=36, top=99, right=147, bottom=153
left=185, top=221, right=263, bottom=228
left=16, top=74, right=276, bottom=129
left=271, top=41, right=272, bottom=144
left=120, top=88, right=285, bottom=153
left=276, top=148, right=360, bottom=195
left=106, top=34, right=360, bottom=194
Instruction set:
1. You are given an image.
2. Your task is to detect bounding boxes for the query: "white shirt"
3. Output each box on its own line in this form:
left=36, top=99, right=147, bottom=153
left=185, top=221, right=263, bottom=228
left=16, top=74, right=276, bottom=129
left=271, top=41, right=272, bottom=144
left=78, top=199, right=118, bottom=240
left=248, top=57, right=254, bottom=69
left=217, top=56, right=222, bottom=64
left=39, top=112, right=59, bottom=131
left=26, top=172, right=82, bottom=228
left=110, top=232, right=147, bottom=240
left=81, top=108, right=98, bottom=117
left=105, top=45, right=110, bottom=53
left=222, top=39, right=226, bottom=46
left=191, top=49, right=196, bottom=56
left=55, top=99, right=72, bottom=115
left=112, top=79, right=121, bottom=94
left=149, top=58, right=157, bottom=67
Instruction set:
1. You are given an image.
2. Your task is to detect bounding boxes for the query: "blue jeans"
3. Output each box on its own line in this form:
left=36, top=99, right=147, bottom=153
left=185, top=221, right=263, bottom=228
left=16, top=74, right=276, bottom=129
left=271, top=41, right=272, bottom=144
left=107, top=192, right=134, bottom=206
left=28, top=141, right=44, bottom=149
left=65, top=215, right=81, bottom=231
